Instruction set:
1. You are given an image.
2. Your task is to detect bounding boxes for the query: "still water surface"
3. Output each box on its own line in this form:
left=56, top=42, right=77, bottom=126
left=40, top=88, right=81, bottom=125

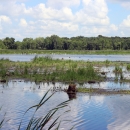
left=0, top=81, right=130, bottom=130
left=0, top=54, right=130, bottom=62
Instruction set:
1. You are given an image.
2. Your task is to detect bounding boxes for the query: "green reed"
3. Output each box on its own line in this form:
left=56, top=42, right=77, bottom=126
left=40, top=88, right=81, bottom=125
left=127, top=64, right=130, bottom=70
left=0, top=90, right=72, bottom=130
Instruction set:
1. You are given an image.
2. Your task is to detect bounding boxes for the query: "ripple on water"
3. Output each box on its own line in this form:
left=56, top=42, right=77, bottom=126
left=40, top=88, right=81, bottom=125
left=1, top=81, right=130, bottom=129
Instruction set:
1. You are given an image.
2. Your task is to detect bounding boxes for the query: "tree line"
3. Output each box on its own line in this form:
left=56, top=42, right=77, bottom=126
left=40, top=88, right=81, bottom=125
left=0, top=35, right=130, bottom=50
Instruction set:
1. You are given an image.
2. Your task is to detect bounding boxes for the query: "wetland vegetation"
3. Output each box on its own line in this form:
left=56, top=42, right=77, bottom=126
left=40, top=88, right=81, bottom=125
left=0, top=56, right=130, bottom=86
left=0, top=56, right=103, bottom=83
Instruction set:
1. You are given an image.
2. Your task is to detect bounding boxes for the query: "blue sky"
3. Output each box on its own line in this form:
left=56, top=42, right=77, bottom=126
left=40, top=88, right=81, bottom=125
left=0, top=0, right=130, bottom=40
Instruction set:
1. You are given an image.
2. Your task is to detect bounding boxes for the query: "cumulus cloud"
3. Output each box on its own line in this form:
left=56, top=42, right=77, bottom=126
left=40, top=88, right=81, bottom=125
left=46, top=0, right=80, bottom=9
left=0, top=15, right=12, bottom=24
left=29, top=4, right=74, bottom=22
left=120, top=15, right=130, bottom=27
left=0, top=0, right=121, bottom=40
left=0, top=15, right=12, bottom=33
left=117, top=15, right=130, bottom=36
left=19, top=18, right=28, bottom=27
left=110, top=24, right=118, bottom=31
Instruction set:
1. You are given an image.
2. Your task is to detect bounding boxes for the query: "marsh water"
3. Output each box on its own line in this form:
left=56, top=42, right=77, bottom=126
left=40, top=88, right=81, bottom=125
left=1, top=54, right=130, bottom=129
left=1, top=81, right=130, bottom=130
left=0, top=54, right=130, bottom=62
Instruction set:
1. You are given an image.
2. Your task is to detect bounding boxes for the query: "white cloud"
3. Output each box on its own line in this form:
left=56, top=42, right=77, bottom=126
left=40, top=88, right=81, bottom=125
left=0, top=0, right=122, bottom=40
left=74, top=0, right=109, bottom=25
left=29, top=4, right=74, bottom=22
left=117, top=15, right=130, bottom=36
left=19, top=18, right=28, bottom=27
left=0, top=15, right=12, bottom=24
left=110, top=24, right=118, bottom=31
left=47, top=0, right=80, bottom=9
left=0, top=15, right=12, bottom=33
left=120, top=15, right=130, bottom=27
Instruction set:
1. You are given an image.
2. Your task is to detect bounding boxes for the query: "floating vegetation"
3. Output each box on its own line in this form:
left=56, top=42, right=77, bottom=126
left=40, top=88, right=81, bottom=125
left=77, top=87, right=130, bottom=94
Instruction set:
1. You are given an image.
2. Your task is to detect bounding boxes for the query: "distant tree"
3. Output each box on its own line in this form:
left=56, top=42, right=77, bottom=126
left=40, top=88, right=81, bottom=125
left=3, top=37, right=15, bottom=49
left=0, top=40, right=6, bottom=49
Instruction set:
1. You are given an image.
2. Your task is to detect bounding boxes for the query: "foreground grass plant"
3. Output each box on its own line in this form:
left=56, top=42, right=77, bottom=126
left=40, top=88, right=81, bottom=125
left=0, top=90, right=72, bottom=130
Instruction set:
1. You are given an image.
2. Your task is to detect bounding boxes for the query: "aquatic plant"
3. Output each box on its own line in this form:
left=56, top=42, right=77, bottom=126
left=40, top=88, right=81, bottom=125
left=24, top=65, right=29, bottom=75
left=77, top=87, right=93, bottom=93
left=0, top=56, right=104, bottom=82
left=0, top=90, right=72, bottom=130
left=113, top=65, right=122, bottom=73
left=105, top=60, right=110, bottom=66
left=127, top=64, right=130, bottom=70
left=0, top=65, right=7, bottom=78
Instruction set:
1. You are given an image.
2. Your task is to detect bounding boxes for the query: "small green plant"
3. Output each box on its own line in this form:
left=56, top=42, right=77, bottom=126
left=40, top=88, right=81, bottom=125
left=105, top=60, right=110, bottom=65
left=24, top=65, right=28, bottom=75
left=127, top=64, right=130, bottom=70
left=114, top=65, right=122, bottom=73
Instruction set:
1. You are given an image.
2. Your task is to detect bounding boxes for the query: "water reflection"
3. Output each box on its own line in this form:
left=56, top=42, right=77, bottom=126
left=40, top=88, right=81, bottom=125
left=67, top=93, right=77, bottom=100
left=1, top=81, right=130, bottom=129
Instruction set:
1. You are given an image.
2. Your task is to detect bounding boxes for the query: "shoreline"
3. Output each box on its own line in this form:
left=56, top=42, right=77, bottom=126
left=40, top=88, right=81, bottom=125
left=1, top=49, right=130, bottom=55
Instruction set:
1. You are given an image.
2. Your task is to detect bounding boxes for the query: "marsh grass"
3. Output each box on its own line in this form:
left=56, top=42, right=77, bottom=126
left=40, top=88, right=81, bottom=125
left=113, top=65, right=122, bottom=73
left=127, top=64, right=130, bottom=70
left=77, top=87, right=93, bottom=93
left=104, top=60, right=110, bottom=66
left=1, top=56, right=125, bottom=82
left=0, top=66, right=6, bottom=78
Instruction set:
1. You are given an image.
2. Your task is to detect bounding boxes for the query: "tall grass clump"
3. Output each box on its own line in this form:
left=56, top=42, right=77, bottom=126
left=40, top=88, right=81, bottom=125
left=59, top=64, right=101, bottom=82
left=0, top=90, right=72, bottom=130
left=24, top=65, right=29, bottom=75
left=105, top=60, right=110, bottom=66
left=127, top=64, right=130, bottom=70
left=0, top=64, right=7, bottom=78
left=113, top=65, right=122, bottom=73
left=32, top=56, right=52, bottom=63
